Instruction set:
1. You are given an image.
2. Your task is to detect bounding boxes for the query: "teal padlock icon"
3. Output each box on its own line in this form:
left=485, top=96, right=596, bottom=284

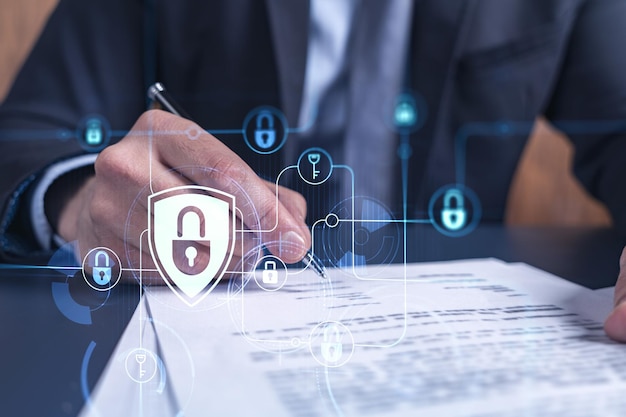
left=441, top=188, right=467, bottom=231
left=321, top=324, right=343, bottom=363
left=254, top=111, right=276, bottom=149
left=92, top=250, right=112, bottom=285
left=262, top=260, right=278, bottom=284
left=85, top=118, right=103, bottom=146
left=394, top=100, right=417, bottom=127
left=172, top=206, right=211, bottom=275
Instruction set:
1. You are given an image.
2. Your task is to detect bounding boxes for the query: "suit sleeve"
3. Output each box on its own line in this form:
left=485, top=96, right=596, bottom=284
left=544, top=0, right=626, bottom=237
left=0, top=0, right=146, bottom=261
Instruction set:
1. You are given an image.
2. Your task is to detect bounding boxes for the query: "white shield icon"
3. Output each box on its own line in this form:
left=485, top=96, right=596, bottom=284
left=148, top=185, right=235, bottom=306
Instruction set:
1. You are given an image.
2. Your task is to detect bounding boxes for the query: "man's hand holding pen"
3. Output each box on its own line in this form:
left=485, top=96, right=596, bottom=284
left=57, top=109, right=312, bottom=280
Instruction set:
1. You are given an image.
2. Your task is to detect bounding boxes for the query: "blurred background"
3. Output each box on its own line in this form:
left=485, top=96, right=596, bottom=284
left=0, top=0, right=613, bottom=228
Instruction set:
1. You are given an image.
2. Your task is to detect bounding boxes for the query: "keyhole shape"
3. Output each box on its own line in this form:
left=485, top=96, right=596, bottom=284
left=185, top=246, right=198, bottom=267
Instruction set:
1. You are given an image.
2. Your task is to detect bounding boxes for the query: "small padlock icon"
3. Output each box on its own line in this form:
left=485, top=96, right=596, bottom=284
left=441, top=188, right=467, bottom=231
left=85, top=118, right=103, bottom=146
left=254, top=111, right=276, bottom=149
left=172, top=206, right=211, bottom=275
left=92, top=250, right=112, bottom=285
left=320, top=324, right=343, bottom=363
left=262, top=260, right=278, bottom=284
left=394, top=100, right=417, bottom=127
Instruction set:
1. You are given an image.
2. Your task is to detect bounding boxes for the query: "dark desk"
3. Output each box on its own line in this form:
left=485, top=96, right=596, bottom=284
left=1, top=226, right=623, bottom=416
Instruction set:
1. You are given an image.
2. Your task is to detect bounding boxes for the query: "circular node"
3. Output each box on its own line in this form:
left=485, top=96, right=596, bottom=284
left=124, top=348, right=158, bottom=384
left=309, top=321, right=355, bottom=368
left=297, top=147, right=333, bottom=185
left=291, top=337, right=302, bottom=347
left=325, top=213, right=340, bottom=228
left=185, top=127, right=201, bottom=140
left=82, top=247, right=122, bottom=291
left=76, top=115, right=111, bottom=151
left=253, top=255, right=288, bottom=292
left=428, top=184, right=482, bottom=237
left=242, top=107, right=288, bottom=154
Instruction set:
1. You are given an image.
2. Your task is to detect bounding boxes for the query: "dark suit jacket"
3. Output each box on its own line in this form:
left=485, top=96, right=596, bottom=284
left=1, top=0, right=626, bottom=260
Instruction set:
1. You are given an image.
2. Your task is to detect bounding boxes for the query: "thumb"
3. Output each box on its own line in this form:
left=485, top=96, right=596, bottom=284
left=604, top=247, right=626, bottom=342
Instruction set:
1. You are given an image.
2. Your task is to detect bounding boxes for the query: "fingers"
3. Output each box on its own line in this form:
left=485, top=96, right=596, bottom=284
left=604, top=247, right=626, bottom=342
left=272, top=181, right=307, bottom=223
left=78, top=109, right=311, bottom=292
left=145, top=110, right=311, bottom=263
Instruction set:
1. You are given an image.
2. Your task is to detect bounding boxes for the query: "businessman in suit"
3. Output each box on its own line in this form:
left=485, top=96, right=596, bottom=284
left=2, top=0, right=626, bottom=339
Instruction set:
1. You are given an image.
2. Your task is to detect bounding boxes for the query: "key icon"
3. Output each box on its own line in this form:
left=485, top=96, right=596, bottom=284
left=308, top=153, right=321, bottom=179
left=135, top=352, right=146, bottom=379
left=125, top=348, right=157, bottom=383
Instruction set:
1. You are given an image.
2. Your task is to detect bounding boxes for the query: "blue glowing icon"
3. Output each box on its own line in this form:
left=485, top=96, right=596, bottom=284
left=254, top=111, right=276, bottom=149
left=321, top=324, right=343, bottom=363
left=92, top=250, right=112, bottom=285
left=441, top=188, right=467, bottom=231
left=85, top=118, right=103, bottom=146
left=307, top=153, right=321, bottom=179
left=394, top=98, right=417, bottom=128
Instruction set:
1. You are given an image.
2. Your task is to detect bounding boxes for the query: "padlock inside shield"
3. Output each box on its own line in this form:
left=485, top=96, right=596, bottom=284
left=172, top=240, right=210, bottom=275
left=173, top=206, right=211, bottom=275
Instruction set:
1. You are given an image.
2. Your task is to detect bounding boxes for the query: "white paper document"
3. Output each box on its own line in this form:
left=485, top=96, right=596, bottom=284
left=81, top=259, right=626, bottom=417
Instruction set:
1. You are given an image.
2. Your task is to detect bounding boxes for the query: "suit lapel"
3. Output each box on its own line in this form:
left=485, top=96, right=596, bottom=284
left=264, top=0, right=310, bottom=125
left=409, top=0, right=478, bottom=205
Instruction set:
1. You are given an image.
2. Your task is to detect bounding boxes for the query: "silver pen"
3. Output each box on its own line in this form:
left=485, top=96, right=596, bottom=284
left=148, top=82, right=328, bottom=279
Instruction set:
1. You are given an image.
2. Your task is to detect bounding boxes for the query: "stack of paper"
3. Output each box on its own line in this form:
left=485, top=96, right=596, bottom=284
left=81, top=259, right=626, bottom=417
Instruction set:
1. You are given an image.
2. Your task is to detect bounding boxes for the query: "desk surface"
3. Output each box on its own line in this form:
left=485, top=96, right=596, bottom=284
left=1, top=226, right=622, bottom=416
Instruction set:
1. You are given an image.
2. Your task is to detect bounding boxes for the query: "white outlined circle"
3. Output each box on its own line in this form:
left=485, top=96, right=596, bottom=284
left=297, top=147, right=333, bottom=185
left=309, top=321, right=355, bottom=368
left=325, top=213, right=340, bottom=228
left=185, top=127, right=201, bottom=140
left=124, top=348, right=158, bottom=384
left=428, top=184, right=482, bottom=237
left=242, top=106, right=288, bottom=154
left=253, top=255, right=288, bottom=292
left=82, top=247, right=122, bottom=291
